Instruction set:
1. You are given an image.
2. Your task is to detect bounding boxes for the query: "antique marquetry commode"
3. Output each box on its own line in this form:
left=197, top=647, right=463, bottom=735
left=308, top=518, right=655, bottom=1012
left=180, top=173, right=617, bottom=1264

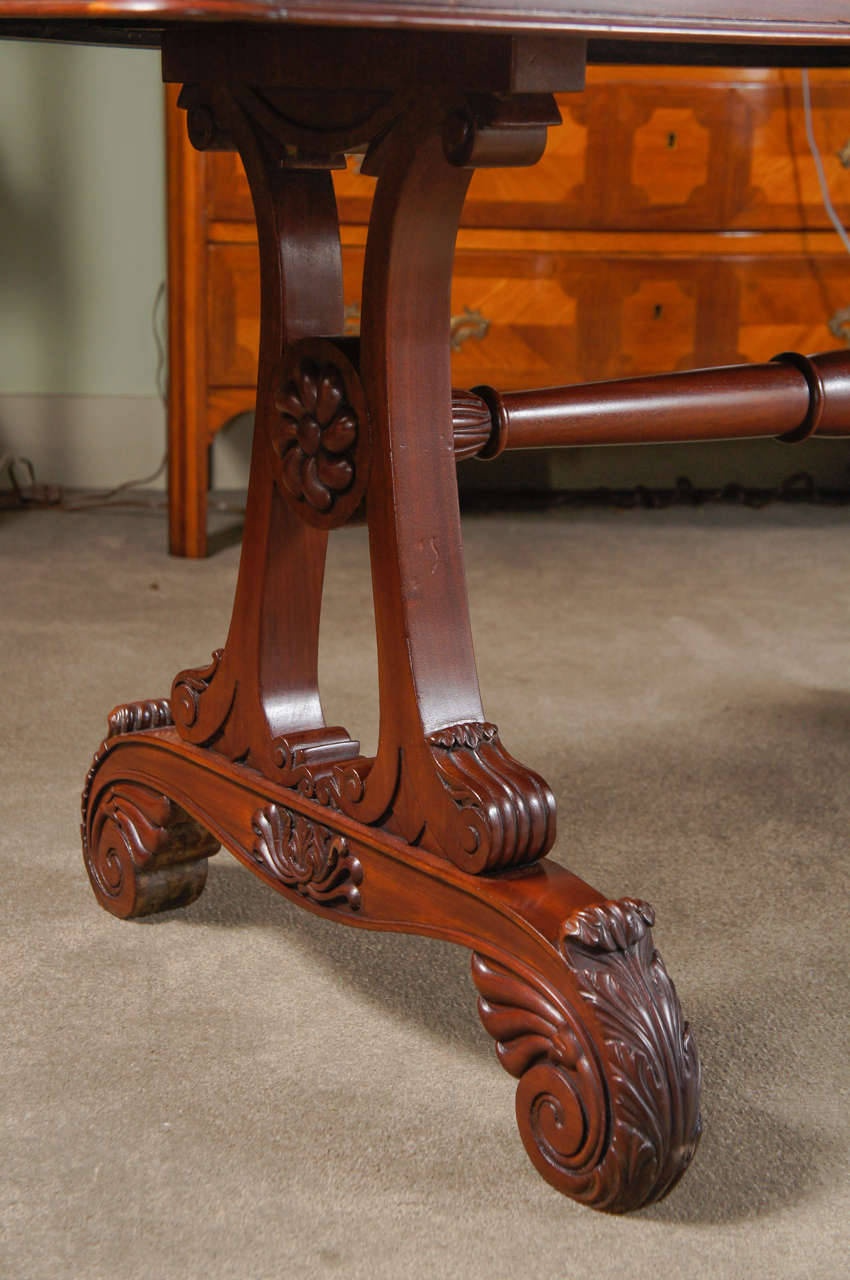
left=3, top=1, right=849, bottom=1214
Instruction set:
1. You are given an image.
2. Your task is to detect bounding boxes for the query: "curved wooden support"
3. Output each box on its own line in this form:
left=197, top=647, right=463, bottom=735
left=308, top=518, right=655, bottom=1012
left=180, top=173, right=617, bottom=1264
left=168, top=87, right=358, bottom=778
left=80, top=723, right=701, bottom=1211
left=165, top=86, right=561, bottom=875
left=332, top=97, right=557, bottom=873
left=82, top=69, right=702, bottom=1211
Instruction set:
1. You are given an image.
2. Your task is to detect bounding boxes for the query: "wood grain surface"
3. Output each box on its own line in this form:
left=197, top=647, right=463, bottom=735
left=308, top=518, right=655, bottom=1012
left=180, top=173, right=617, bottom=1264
left=0, top=0, right=848, bottom=44
left=40, top=0, right=844, bottom=1213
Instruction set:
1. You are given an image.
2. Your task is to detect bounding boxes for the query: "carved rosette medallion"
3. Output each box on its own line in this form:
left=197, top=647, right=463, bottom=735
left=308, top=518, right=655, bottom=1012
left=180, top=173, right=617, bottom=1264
left=271, top=338, right=370, bottom=529
left=249, top=804, right=363, bottom=910
left=473, top=897, right=701, bottom=1213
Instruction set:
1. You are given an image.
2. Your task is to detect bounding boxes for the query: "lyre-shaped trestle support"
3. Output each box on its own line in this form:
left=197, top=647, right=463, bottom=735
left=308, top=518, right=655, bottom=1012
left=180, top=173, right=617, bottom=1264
left=81, top=37, right=702, bottom=1214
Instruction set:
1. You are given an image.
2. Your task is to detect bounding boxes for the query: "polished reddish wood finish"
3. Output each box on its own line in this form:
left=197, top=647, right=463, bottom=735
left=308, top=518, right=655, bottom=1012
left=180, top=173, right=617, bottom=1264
left=83, top=706, right=701, bottom=1211
left=5, top=0, right=845, bottom=1215
left=0, top=0, right=848, bottom=42
left=100, top=22, right=707, bottom=1206
left=462, top=348, right=850, bottom=452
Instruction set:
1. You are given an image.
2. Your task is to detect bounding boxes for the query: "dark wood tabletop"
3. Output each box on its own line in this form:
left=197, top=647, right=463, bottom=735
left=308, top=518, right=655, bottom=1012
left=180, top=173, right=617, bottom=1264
left=0, top=0, right=848, bottom=44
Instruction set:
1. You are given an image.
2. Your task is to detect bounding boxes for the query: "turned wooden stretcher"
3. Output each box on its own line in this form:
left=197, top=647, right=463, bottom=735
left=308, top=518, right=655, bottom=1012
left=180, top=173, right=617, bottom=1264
left=3, top=0, right=848, bottom=1214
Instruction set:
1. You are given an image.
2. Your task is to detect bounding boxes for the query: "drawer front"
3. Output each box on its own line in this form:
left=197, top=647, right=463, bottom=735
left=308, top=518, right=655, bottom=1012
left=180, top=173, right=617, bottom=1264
left=460, top=71, right=850, bottom=232
left=207, top=242, right=261, bottom=388
left=449, top=247, right=850, bottom=385
left=203, top=70, right=850, bottom=232
left=206, top=238, right=850, bottom=393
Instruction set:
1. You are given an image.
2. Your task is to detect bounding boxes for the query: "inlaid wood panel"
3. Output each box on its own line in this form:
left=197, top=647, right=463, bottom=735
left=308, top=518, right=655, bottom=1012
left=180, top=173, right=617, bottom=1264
left=204, top=68, right=850, bottom=231
left=206, top=230, right=850, bottom=395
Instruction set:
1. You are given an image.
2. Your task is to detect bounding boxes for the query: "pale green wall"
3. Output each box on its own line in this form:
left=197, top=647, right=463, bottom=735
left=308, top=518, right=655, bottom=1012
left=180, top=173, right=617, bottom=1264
left=0, top=40, right=166, bottom=397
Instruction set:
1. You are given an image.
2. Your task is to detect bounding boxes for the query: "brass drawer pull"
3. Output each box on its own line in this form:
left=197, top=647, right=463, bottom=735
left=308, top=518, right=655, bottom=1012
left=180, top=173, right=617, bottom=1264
left=838, top=139, right=850, bottom=168
left=828, top=306, right=850, bottom=346
left=450, top=306, right=490, bottom=352
left=342, top=302, right=490, bottom=351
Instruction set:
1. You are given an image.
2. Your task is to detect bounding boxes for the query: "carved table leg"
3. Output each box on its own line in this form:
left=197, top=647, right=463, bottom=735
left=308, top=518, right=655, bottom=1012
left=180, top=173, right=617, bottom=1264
left=167, top=85, right=361, bottom=780
left=81, top=70, right=702, bottom=1212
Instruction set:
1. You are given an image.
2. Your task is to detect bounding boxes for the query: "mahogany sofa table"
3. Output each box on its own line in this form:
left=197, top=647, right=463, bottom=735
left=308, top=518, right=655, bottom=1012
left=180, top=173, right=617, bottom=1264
left=5, top=1, right=849, bottom=1214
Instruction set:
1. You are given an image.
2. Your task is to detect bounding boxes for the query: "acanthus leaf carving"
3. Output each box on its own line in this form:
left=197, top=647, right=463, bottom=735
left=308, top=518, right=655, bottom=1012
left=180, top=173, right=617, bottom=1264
left=557, top=898, right=702, bottom=1210
left=427, top=721, right=498, bottom=750
left=83, top=780, right=218, bottom=920
left=81, top=698, right=219, bottom=919
left=472, top=897, right=701, bottom=1213
left=249, top=804, right=362, bottom=911
left=82, top=697, right=176, bottom=841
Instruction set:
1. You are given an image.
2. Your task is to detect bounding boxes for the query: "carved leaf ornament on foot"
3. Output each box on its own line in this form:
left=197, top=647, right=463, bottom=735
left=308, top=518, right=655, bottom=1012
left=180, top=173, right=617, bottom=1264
left=82, top=701, right=219, bottom=919
left=474, top=898, right=702, bottom=1212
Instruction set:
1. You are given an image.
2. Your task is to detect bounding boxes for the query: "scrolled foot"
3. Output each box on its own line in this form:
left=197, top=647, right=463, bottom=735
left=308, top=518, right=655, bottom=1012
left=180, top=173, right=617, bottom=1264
left=83, top=780, right=219, bottom=919
left=81, top=698, right=220, bottom=918
left=472, top=897, right=701, bottom=1213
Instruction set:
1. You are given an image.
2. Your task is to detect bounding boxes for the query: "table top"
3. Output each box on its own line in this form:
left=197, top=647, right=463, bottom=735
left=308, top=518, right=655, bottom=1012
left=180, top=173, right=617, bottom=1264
left=0, top=1, right=848, bottom=45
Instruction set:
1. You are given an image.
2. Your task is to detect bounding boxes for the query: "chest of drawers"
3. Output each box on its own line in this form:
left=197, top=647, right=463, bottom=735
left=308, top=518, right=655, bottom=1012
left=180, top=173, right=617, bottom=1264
left=167, top=66, right=850, bottom=555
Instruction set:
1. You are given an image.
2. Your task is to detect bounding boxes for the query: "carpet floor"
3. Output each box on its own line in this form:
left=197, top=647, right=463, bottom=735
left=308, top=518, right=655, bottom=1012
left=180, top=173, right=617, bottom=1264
left=1, top=503, right=848, bottom=1280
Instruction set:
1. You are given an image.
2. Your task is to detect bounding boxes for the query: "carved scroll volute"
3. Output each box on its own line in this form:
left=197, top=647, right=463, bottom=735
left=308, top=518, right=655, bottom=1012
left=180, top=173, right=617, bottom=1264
left=81, top=700, right=219, bottom=918
left=473, top=898, right=702, bottom=1212
left=334, top=96, right=557, bottom=872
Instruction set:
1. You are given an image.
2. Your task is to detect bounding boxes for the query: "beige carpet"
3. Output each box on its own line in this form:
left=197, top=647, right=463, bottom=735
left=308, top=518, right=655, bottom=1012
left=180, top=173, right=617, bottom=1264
left=2, top=502, right=848, bottom=1279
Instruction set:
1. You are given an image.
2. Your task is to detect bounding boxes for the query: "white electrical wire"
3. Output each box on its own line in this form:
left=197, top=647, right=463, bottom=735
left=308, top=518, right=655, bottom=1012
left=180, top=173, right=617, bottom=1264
left=801, top=68, right=850, bottom=257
